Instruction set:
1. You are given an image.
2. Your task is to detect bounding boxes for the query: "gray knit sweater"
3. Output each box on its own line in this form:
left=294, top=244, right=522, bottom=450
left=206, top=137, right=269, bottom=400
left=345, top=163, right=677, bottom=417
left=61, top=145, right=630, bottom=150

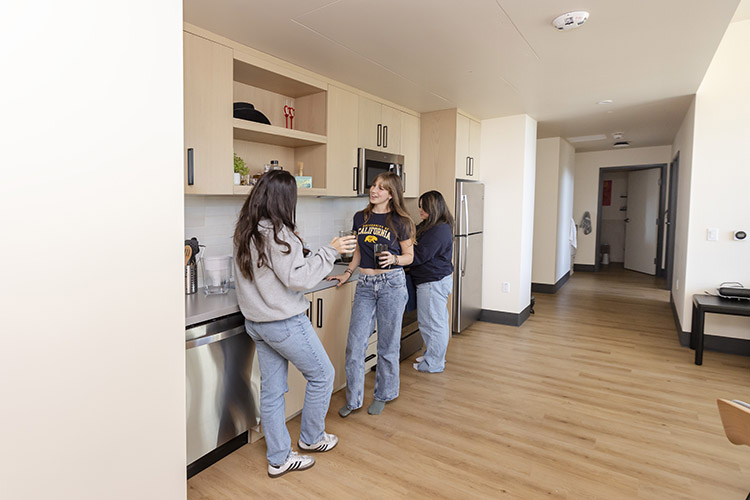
left=233, top=220, right=338, bottom=322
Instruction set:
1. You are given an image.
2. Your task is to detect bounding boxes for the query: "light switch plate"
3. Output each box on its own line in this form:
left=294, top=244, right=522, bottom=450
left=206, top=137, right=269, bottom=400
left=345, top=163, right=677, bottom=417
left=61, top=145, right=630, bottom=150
left=707, top=228, right=719, bottom=241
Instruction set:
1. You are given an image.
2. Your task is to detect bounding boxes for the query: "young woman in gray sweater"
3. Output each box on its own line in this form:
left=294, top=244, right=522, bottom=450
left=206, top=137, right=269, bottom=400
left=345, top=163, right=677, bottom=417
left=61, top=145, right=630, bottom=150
left=233, top=170, right=356, bottom=478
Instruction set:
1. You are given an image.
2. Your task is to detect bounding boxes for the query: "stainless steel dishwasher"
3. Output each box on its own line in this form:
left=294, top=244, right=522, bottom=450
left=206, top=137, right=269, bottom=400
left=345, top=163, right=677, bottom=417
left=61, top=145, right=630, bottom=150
left=186, top=313, right=259, bottom=476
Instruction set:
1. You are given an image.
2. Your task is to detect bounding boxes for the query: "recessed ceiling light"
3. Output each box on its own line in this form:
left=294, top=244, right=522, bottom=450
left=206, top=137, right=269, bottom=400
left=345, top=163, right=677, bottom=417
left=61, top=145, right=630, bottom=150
left=597, top=99, right=613, bottom=105
left=552, top=11, right=590, bottom=31
left=613, top=141, right=630, bottom=148
left=567, top=134, right=607, bottom=143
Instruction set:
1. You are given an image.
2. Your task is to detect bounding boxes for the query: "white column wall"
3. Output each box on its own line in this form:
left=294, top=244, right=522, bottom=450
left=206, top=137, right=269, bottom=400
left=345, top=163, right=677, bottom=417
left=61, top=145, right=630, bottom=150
left=682, top=19, right=750, bottom=340
left=573, top=146, right=672, bottom=266
left=532, top=138, right=561, bottom=285
left=555, top=140, right=576, bottom=281
left=0, top=1, right=186, bottom=499
left=480, top=114, right=537, bottom=314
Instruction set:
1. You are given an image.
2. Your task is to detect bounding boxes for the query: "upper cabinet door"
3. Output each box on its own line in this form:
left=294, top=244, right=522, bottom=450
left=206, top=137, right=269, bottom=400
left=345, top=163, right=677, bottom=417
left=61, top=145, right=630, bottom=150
left=358, top=96, right=382, bottom=151
left=401, top=113, right=420, bottom=198
left=380, top=104, right=401, bottom=153
left=454, top=113, right=471, bottom=180
left=326, top=85, right=360, bottom=197
left=468, top=118, right=481, bottom=178
left=183, top=32, right=233, bottom=194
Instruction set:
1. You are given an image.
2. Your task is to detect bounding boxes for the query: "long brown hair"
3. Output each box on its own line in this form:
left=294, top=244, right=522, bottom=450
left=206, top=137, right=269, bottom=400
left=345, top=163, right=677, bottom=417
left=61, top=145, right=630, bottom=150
left=416, top=190, right=454, bottom=238
left=233, top=169, right=302, bottom=281
left=364, top=172, right=416, bottom=243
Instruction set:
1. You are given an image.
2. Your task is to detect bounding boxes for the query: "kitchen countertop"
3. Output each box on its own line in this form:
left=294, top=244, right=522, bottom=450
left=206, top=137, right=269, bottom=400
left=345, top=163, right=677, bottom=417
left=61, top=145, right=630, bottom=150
left=185, top=263, right=358, bottom=327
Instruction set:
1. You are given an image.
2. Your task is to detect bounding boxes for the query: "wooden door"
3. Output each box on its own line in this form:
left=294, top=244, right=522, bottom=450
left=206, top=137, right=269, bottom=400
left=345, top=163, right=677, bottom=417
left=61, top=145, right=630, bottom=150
left=313, top=283, right=354, bottom=392
left=454, top=113, right=471, bottom=179
left=358, top=96, right=382, bottom=150
left=326, top=86, right=359, bottom=196
left=401, top=112, right=420, bottom=198
left=183, top=32, right=233, bottom=194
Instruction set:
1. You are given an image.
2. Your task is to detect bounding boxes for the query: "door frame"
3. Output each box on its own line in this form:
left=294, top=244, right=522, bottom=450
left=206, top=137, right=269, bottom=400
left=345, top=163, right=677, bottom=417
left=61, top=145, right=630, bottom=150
left=595, top=163, right=667, bottom=272
left=664, top=153, right=679, bottom=289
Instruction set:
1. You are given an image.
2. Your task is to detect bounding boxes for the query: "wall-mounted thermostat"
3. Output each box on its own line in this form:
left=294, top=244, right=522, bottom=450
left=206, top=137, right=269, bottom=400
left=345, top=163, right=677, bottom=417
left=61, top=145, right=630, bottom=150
left=734, top=230, right=747, bottom=241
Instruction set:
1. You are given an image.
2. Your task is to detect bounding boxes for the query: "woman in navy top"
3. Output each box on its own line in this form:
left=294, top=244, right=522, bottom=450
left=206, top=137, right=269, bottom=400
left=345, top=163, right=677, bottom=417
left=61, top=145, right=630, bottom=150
left=328, top=172, right=415, bottom=416
left=410, top=190, right=454, bottom=373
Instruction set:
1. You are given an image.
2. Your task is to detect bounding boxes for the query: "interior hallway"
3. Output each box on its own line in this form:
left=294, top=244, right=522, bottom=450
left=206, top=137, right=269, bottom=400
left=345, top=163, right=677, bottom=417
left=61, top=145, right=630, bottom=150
left=188, top=266, right=750, bottom=499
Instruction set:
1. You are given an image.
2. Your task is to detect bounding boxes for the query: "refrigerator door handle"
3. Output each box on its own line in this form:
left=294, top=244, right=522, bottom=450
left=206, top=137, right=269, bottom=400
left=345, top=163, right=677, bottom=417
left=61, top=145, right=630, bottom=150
left=461, top=194, right=469, bottom=277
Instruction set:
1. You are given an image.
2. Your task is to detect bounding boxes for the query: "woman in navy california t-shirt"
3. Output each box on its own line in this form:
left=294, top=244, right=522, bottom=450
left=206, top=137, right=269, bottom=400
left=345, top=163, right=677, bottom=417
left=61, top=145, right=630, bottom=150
left=328, top=172, right=415, bottom=416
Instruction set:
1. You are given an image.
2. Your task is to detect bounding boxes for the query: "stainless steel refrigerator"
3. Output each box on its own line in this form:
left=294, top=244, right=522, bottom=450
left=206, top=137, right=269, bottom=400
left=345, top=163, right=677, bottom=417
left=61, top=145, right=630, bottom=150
left=453, top=179, right=484, bottom=333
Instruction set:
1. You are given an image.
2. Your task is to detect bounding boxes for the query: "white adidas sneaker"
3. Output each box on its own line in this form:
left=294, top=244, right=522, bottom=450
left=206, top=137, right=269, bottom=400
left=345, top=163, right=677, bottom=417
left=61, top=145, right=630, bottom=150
left=267, top=451, right=315, bottom=478
left=298, top=432, right=339, bottom=453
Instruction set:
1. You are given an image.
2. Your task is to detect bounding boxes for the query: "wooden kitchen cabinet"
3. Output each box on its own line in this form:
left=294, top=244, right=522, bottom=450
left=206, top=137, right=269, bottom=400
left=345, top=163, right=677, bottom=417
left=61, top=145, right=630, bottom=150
left=401, top=112, right=420, bottom=198
left=358, top=96, right=401, bottom=154
left=326, top=85, right=360, bottom=197
left=455, top=113, right=481, bottom=180
left=183, top=32, right=234, bottom=195
left=283, top=281, right=355, bottom=419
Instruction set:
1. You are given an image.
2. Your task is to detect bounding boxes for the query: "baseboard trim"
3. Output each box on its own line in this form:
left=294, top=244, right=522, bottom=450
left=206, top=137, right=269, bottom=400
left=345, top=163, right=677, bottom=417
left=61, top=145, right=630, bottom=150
left=531, top=271, right=571, bottom=294
left=671, top=292, right=750, bottom=356
left=187, top=431, right=248, bottom=479
left=480, top=305, right=531, bottom=327
left=574, top=264, right=596, bottom=272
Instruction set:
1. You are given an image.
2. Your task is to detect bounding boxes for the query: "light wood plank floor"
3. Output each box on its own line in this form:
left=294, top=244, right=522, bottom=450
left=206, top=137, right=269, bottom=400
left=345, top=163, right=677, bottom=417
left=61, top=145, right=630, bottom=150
left=188, top=266, right=750, bottom=499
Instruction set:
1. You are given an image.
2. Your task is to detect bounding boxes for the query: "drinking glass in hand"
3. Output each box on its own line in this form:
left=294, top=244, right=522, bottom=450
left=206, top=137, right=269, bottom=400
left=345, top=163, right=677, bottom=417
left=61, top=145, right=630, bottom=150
left=374, top=243, right=390, bottom=269
left=339, top=230, right=356, bottom=262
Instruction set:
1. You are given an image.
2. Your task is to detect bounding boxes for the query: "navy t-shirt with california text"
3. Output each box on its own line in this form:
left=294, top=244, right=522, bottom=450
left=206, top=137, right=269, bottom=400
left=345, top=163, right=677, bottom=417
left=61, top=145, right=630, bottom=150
left=353, top=211, right=408, bottom=269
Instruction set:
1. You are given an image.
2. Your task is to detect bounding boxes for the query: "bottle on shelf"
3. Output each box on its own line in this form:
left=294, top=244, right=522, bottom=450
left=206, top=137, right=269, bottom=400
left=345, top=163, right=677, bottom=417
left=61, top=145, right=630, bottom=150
left=270, top=160, right=282, bottom=170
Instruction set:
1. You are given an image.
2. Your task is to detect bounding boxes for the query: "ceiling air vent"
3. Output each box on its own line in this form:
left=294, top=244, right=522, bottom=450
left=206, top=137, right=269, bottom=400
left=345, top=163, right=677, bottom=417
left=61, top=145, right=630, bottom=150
left=613, top=141, right=630, bottom=148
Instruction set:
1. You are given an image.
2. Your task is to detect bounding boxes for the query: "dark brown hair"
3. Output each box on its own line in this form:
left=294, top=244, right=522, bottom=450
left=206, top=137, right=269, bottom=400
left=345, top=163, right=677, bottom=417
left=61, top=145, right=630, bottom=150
left=233, top=169, right=302, bottom=281
left=364, top=172, right=416, bottom=243
left=416, top=190, right=454, bottom=238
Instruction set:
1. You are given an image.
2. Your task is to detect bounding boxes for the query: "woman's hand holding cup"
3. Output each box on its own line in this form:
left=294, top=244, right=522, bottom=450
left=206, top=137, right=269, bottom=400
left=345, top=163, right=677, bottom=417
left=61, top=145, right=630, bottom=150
left=331, top=234, right=357, bottom=255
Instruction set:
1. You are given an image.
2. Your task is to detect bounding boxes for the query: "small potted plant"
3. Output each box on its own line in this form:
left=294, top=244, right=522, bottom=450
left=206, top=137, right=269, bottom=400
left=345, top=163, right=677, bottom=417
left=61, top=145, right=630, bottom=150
left=234, top=153, right=249, bottom=185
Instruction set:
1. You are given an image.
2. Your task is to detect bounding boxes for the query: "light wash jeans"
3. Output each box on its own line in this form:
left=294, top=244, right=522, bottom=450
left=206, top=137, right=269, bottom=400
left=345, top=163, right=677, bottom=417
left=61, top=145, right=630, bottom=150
left=414, top=274, right=453, bottom=373
left=244, top=313, right=334, bottom=466
left=344, top=268, right=408, bottom=410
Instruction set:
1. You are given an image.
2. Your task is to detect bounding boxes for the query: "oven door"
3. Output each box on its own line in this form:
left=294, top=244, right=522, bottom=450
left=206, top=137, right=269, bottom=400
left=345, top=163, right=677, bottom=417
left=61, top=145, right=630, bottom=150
left=356, top=148, right=404, bottom=195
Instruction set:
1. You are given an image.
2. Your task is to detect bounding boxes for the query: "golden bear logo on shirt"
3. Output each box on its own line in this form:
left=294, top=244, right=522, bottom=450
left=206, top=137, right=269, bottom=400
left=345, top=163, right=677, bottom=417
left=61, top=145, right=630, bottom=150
left=364, top=235, right=378, bottom=244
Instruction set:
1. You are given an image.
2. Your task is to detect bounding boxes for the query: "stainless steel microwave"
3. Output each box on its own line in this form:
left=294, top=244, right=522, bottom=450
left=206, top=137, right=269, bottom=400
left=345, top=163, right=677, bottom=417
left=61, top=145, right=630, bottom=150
left=354, top=148, right=405, bottom=195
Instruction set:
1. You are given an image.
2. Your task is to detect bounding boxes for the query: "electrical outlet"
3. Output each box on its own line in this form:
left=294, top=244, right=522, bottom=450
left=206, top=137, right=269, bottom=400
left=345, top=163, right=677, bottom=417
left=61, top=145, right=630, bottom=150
left=707, top=228, right=719, bottom=241
left=502, top=282, right=510, bottom=293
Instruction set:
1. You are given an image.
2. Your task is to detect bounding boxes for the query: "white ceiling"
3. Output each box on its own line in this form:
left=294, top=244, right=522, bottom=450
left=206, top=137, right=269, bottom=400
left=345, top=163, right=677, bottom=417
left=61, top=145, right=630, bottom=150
left=184, top=0, right=745, bottom=152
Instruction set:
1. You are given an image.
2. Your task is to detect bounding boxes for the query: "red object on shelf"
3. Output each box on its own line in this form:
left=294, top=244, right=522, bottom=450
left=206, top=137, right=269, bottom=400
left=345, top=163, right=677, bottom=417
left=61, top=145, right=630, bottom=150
left=602, top=180, right=612, bottom=206
left=284, top=105, right=295, bottom=129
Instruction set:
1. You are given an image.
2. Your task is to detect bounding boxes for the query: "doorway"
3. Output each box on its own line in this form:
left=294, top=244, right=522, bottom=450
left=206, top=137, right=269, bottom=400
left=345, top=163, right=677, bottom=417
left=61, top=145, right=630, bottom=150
left=595, top=164, right=667, bottom=274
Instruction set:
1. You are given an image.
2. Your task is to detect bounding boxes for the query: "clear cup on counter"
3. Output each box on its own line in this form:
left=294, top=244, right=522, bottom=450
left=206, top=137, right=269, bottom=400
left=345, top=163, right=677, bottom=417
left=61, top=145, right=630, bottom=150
left=202, top=256, right=231, bottom=295
left=339, top=230, right=356, bottom=262
left=374, top=243, right=390, bottom=269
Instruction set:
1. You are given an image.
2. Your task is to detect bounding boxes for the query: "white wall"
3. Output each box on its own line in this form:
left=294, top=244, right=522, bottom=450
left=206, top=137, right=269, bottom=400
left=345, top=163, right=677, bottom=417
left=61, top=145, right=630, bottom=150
left=555, top=139, right=576, bottom=281
left=533, top=137, right=575, bottom=285
left=480, top=115, right=537, bottom=314
left=532, top=138, right=560, bottom=284
left=0, top=2, right=186, bottom=499
left=678, top=19, right=750, bottom=340
left=573, top=146, right=672, bottom=266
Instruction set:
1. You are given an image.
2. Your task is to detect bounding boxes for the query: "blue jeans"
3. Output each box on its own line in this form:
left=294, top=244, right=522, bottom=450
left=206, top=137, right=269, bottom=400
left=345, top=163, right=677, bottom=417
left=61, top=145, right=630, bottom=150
left=414, top=274, right=453, bottom=373
left=244, top=313, right=334, bottom=466
left=344, top=268, right=408, bottom=409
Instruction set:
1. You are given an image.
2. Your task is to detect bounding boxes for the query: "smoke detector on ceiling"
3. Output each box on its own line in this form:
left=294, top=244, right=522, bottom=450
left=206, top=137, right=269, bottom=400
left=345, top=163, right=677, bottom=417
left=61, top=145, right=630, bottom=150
left=552, top=11, right=589, bottom=31
left=613, top=141, right=631, bottom=148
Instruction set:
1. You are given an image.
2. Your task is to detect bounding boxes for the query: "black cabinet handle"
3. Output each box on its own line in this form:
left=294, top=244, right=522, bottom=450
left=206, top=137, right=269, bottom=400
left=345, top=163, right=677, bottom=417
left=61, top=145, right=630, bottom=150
left=353, top=167, right=358, bottom=192
left=377, top=124, right=382, bottom=147
left=307, top=300, right=312, bottom=320
left=466, top=157, right=470, bottom=176
left=187, top=148, right=194, bottom=186
left=316, top=298, right=323, bottom=328
left=470, top=157, right=474, bottom=176
left=383, top=126, right=388, bottom=148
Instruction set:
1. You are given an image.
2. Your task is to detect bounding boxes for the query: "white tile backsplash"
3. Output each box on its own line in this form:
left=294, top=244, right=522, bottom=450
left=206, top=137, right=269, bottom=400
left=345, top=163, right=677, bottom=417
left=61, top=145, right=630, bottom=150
left=185, top=195, right=368, bottom=261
